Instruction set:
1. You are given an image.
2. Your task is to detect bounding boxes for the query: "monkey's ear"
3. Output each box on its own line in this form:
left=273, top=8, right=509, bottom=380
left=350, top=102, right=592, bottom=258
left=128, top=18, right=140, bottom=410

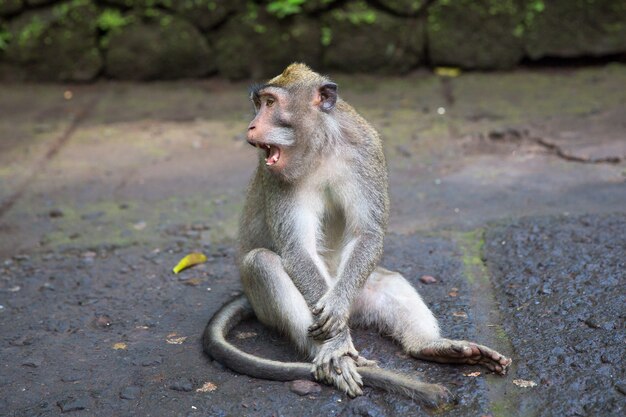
left=318, top=82, right=337, bottom=112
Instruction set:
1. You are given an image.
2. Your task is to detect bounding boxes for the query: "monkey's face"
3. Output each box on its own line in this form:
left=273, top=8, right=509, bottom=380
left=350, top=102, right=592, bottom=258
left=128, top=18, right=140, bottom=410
left=247, top=86, right=295, bottom=173
left=247, top=81, right=338, bottom=181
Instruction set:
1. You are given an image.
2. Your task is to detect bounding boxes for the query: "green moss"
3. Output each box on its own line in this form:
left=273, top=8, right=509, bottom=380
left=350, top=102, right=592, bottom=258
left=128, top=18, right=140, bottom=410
left=0, top=24, right=11, bottom=51
left=331, top=1, right=377, bottom=25
left=320, top=26, right=332, bottom=46
left=17, top=16, right=45, bottom=47
left=266, top=0, right=306, bottom=19
left=456, top=228, right=486, bottom=285
left=97, top=9, right=133, bottom=32
left=40, top=195, right=240, bottom=250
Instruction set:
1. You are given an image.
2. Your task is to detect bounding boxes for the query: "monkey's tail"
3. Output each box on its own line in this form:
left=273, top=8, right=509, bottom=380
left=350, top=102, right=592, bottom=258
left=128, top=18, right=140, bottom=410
left=203, top=295, right=453, bottom=406
left=203, top=295, right=314, bottom=380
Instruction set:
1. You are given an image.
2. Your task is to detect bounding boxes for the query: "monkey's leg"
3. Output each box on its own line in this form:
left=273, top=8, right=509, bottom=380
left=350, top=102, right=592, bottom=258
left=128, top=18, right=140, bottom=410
left=351, top=267, right=511, bottom=375
left=241, top=248, right=317, bottom=356
left=241, top=248, right=364, bottom=396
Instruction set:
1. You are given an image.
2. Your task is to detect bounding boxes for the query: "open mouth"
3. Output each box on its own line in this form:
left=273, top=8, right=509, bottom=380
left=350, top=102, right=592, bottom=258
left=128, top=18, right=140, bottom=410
left=251, top=142, right=281, bottom=166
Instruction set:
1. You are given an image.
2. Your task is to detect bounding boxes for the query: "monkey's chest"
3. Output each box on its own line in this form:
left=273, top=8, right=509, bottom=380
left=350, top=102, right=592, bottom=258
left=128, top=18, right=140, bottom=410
left=316, top=192, right=348, bottom=275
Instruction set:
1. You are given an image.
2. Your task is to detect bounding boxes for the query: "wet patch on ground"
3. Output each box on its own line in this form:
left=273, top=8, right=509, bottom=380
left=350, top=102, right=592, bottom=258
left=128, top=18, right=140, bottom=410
left=484, top=213, right=626, bottom=417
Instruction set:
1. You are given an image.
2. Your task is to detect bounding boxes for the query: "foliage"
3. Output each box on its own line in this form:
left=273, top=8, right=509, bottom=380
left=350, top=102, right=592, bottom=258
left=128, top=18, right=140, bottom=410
left=0, top=25, right=11, bottom=52
left=97, top=8, right=133, bottom=32
left=266, top=0, right=306, bottom=18
left=514, top=0, right=545, bottom=37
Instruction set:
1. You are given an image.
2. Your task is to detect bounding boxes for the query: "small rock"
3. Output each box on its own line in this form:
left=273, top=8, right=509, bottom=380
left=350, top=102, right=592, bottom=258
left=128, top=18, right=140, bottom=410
left=583, top=317, right=601, bottom=329
left=120, top=386, right=141, bottom=400
left=169, top=377, right=194, bottom=392
left=93, top=315, right=112, bottom=328
left=61, top=372, right=84, bottom=383
left=288, top=380, right=321, bottom=396
left=57, top=396, right=89, bottom=413
left=49, top=209, right=64, bottom=218
left=420, top=275, right=437, bottom=284
left=22, top=356, right=43, bottom=368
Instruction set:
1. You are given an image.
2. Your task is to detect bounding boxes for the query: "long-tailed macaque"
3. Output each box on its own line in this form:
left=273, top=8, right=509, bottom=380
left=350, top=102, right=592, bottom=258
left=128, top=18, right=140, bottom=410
left=203, top=63, right=511, bottom=405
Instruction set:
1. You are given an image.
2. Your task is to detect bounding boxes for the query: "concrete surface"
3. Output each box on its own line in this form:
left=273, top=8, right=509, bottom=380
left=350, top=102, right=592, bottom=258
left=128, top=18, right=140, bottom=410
left=0, top=65, right=624, bottom=416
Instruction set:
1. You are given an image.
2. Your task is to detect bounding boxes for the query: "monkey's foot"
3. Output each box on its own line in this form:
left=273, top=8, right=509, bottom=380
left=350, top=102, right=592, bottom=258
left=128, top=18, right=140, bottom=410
left=313, top=338, right=364, bottom=397
left=411, top=339, right=512, bottom=375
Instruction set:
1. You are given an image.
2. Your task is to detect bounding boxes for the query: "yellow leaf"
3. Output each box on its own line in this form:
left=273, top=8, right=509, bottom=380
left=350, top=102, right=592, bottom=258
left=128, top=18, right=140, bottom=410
left=196, top=381, right=217, bottom=393
left=172, top=252, right=207, bottom=274
left=113, top=342, right=127, bottom=350
left=513, top=379, right=537, bottom=388
left=166, top=336, right=187, bottom=345
left=435, top=67, right=461, bottom=77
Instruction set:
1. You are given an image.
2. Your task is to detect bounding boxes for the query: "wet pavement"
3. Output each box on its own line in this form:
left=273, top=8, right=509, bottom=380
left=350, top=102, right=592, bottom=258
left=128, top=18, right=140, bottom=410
left=1, top=66, right=625, bottom=416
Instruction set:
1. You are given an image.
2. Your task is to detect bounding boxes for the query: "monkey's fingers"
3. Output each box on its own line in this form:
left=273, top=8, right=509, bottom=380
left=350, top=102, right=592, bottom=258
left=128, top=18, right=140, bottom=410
left=309, top=316, right=344, bottom=340
left=308, top=314, right=332, bottom=338
left=338, top=357, right=363, bottom=398
left=311, top=305, right=324, bottom=316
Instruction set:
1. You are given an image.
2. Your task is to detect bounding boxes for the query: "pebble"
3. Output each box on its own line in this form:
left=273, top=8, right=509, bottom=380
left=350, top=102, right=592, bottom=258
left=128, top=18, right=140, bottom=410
left=288, top=380, right=321, bottom=396
left=120, top=386, right=141, bottom=400
left=49, top=209, right=64, bottom=218
left=61, top=372, right=85, bottom=383
left=57, top=396, right=89, bottom=413
left=169, top=378, right=194, bottom=392
left=22, top=356, right=43, bottom=368
left=420, top=275, right=437, bottom=284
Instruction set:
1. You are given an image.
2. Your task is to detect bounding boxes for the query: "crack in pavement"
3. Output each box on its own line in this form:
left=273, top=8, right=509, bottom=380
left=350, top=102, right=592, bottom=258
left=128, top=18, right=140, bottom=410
left=532, top=136, right=623, bottom=164
left=487, top=128, right=623, bottom=165
left=0, top=95, right=101, bottom=219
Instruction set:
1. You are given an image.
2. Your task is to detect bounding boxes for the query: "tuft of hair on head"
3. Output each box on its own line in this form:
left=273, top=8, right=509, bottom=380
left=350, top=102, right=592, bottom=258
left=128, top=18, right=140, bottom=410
left=268, top=62, right=328, bottom=89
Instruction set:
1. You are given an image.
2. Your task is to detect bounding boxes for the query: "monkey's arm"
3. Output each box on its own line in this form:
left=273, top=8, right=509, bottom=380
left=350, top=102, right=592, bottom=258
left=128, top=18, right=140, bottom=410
left=280, top=244, right=330, bottom=306
left=309, top=170, right=388, bottom=340
left=273, top=205, right=332, bottom=306
left=308, top=229, right=384, bottom=340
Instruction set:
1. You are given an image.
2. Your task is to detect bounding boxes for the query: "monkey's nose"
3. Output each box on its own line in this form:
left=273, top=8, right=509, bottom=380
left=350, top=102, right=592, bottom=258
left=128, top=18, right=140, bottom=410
left=247, top=124, right=256, bottom=140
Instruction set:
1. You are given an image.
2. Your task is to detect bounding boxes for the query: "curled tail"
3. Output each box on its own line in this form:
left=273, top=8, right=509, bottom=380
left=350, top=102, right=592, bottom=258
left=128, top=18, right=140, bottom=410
left=203, top=295, right=452, bottom=406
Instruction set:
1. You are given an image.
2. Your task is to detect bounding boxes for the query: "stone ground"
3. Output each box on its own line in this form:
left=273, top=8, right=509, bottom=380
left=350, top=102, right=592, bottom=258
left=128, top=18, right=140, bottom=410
left=0, top=65, right=624, bottom=417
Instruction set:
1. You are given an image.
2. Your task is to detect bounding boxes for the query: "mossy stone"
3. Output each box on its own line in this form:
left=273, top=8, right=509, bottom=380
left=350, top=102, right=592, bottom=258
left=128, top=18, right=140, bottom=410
left=2, top=2, right=103, bottom=81
left=322, top=2, right=424, bottom=74
left=524, top=0, right=626, bottom=59
left=427, top=0, right=524, bottom=69
left=104, top=13, right=214, bottom=80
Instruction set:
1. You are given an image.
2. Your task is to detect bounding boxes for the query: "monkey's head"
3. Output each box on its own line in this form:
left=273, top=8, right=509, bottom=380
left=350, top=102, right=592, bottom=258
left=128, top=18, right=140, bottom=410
left=247, top=63, right=339, bottom=182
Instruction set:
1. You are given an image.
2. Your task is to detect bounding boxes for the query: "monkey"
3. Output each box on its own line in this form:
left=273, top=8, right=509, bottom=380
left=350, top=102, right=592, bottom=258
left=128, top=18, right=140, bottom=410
left=203, top=63, right=511, bottom=405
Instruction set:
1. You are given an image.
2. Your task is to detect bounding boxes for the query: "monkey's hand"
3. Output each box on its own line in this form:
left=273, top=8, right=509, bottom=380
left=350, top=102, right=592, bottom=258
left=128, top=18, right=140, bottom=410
left=308, top=293, right=350, bottom=340
left=313, top=332, right=363, bottom=397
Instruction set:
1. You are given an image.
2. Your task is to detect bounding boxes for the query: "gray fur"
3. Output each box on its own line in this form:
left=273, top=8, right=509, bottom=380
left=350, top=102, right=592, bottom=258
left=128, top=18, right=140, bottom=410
left=203, top=64, right=511, bottom=404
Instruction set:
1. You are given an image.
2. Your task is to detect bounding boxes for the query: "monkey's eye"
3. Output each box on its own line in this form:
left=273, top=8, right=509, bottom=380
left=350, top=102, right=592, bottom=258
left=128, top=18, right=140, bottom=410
left=265, top=97, right=275, bottom=108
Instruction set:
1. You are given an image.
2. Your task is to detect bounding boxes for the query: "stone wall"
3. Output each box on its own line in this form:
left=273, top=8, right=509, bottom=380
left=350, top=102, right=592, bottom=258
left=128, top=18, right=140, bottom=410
left=0, top=0, right=625, bottom=81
